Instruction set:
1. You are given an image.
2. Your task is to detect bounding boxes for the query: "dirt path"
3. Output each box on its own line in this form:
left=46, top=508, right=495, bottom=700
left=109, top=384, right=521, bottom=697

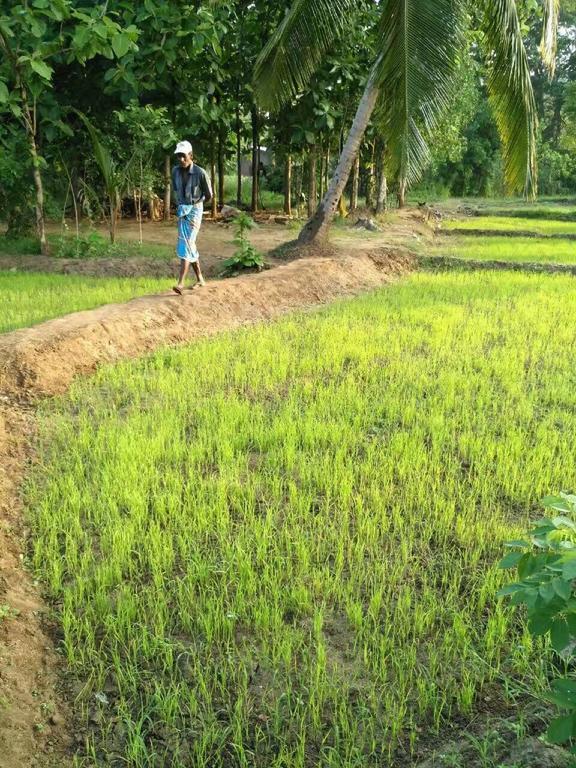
left=0, top=401, right=73, bottom=768
left=0, top=246, right=415, bottom=767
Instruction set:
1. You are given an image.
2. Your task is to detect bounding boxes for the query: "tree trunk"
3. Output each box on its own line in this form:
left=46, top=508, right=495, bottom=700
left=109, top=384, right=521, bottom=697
left=236, top=100, right=242, bottom=207
left=375, top=172, right=388, bottom=214
left=375, top=148, right=388, bottom=214
left=163, top=155, right=171, bottom=221
left=319, top=149, right=325, bottom=201
left=296, top=160, right=303, bottom=218
left=283, top=153, right=292, bottom=216
left=218, top=129, right=225, bottom=210
left=210, top=138, right=217, bottom=218
left=324, top=146, right=330, bottom=193
left=21, top=90, right=48, bottom=254
left=251, top=105, right=259, bottom=213
left=350, top=154, right=360, bottom=212
left=397, top=178, right=406, bottom=209
left=298, top=73, right=380, bottom=245
left=307, top=145, right=317, bottom=218
left=365, top=140, right=376, bottom=210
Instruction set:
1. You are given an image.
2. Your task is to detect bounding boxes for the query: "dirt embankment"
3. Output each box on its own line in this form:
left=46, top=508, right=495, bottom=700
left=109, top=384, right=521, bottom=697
left=0, top=248, right=414, bottom=398
left=0, top=246, right=415, bottom=768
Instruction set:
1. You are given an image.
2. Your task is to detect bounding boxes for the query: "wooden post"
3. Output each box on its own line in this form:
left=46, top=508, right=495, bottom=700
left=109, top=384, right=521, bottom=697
left=283, top=153, right=292, bottom=216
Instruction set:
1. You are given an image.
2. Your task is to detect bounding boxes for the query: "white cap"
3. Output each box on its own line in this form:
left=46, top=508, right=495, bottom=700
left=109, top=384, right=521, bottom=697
left=174, top=140, right=193, bottom=155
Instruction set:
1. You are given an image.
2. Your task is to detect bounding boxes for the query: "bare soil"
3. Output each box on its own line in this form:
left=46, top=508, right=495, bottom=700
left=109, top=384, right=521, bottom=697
left=0, top=401, right=73, bottom=768
left=0, top=210, right=433, bottom=279
left=0, top=231, right=416, bottom=767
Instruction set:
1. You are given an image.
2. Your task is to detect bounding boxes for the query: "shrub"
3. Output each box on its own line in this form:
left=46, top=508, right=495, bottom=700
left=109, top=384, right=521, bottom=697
left=220, top=212, right=264, bottom=276
left=499, top=493, right=576, bottom=749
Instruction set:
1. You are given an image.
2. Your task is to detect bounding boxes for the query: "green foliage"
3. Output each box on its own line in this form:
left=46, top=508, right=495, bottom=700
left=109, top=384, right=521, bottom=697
left=499, top=494, right=576, bottom=747
left=221, top=212, right=264, bottom=275
left=375, top=0, right=466, bottom=189
left=54, top=231, right=111, bottom=259
left=0, top=127, right=35, bottom=236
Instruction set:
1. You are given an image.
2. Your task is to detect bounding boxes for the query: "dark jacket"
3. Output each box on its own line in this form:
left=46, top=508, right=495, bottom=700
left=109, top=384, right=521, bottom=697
left=172, top=163, right=212, bottom=206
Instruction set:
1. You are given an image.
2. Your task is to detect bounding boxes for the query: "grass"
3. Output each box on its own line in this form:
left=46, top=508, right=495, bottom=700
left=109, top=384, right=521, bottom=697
left=0, top=272, right=171, bottom=334
left=433, top=235, right=576, bottom=265
left=443, top=216, right=576, bottom=237
left=223, top=175, right=285, bottom=211
left=0, top=232, right=175, bottom=260
left=28, top=270, right=576, bottom=767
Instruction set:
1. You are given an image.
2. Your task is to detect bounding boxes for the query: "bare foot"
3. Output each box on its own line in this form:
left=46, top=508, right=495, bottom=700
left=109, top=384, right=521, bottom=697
left=172, top=285, right=184, bottom=295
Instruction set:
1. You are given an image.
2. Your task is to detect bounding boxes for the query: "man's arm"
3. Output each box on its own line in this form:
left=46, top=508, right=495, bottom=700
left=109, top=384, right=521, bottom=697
left=201, top=169, right=213, bottom=204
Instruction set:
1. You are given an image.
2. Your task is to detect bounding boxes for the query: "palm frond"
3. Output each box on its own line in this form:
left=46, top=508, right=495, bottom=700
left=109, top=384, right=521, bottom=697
left=480, top=0, right=538, bottom=197
left=372, top=0, right=466, bottom=189
left=253, top=0, right=358, bottom=111
left=75, top=110, right=118, bottom=202
left=540, top=0, right=559, bottom=78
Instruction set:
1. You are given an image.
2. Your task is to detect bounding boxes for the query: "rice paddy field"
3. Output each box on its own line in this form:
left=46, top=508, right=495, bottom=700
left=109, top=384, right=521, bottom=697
left=443, top=215, right=576, bottom=237
left=28, top=268, right=576, bottom=767
left=433, top=235, right=576, bottom=264
left=0, top=271, right=169, bottom=333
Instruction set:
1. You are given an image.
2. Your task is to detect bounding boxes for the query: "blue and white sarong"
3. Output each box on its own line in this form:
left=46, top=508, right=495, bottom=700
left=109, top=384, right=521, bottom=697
left=176, top=203, right=203, bottom=262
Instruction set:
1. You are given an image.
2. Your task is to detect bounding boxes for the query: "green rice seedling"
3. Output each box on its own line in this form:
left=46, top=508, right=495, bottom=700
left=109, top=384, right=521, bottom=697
left=28, top=270, right=576, bottom=766
left=431, top=235, right=576, bottom=265
left=476, top=207, right=576, bottom=221
left=443, top=216, right=576, bottom=236
left=0, top=271, right=171, bottom=333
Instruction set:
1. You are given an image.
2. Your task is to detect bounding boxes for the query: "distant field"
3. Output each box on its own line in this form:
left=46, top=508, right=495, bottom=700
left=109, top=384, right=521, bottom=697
left=30, top=271, right=576, bottom=767
left=443, top=216, right=576, bottom=236
left=0, top=271, right=170, bottom=333
left=434, top=235, right=576, bottom=265
left=476, top=206, right=576, bottom=221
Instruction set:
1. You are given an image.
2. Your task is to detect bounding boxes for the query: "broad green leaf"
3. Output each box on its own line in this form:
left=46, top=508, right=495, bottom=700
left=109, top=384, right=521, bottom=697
left=30, top=59, right=53, bottom=80
left=547, top=713, right=576, bottom=744
left=552, top=678, right=576, bottom=695
left=551, top=618, right=570, bottom=652
left=499, top=552, right=523, bottom=569
left=528, top=613, right=552, bottom=636
left=547, top=691, right=576, bottom=709
left=562, top=559, right=576, bottom=581
left=0, top=81, right=9, bottom=104
left=112, top=34, right=131, bottom=59
left=540, top=581, right=556, bottom=604
left=553, top=579, right=573, bottom=602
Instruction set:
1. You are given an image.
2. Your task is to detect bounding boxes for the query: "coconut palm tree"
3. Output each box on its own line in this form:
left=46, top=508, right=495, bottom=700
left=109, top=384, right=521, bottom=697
left=253, top=0, right=558, bottom=244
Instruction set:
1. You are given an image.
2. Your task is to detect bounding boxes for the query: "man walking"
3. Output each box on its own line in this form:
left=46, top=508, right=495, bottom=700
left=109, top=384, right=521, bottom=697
left=171, top=140, right=213, bottom=295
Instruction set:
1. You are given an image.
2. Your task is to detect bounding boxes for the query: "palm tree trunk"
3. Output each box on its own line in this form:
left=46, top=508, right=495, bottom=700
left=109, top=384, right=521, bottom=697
left=397, top=179, right=406, bottom=209
left=283, top=154, right=292, bottom=216
left=350, top=154, right=360, bottom=212
left=365, top=141, right=376, bottom=210
left=298, top=73, right=379, bottom=245
left=307, top=145, right=317, bottom=218
left=163, top=155, right=171, bottom=221
left=375, top=172, right=388, bottom=214
left=375, top=147, right=388, bottom=214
